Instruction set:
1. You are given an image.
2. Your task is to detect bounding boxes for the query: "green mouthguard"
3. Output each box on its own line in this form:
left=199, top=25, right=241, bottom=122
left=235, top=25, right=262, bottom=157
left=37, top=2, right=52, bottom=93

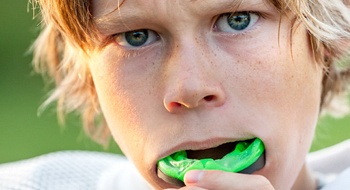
left=157, top=138, right=265, bottom=183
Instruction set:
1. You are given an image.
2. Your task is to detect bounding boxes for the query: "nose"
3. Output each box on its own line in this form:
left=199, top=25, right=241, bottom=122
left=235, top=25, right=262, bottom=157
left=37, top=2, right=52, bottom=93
left=163, top=41, right=226, bottom=113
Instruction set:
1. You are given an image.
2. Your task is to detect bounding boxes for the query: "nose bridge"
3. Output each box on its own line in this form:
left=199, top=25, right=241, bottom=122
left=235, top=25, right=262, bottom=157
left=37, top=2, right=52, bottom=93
left=169, top=32, right=213, bottom=76
left=162, top=36, right=226, bottom=112
left=166, top=36, right=210, bottom=92
left=172, top=38, right=206, bottom=78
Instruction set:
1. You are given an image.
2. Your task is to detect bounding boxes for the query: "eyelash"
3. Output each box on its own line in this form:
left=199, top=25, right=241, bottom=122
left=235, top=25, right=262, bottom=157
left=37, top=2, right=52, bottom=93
left=110, top=11, right=262, bottom=52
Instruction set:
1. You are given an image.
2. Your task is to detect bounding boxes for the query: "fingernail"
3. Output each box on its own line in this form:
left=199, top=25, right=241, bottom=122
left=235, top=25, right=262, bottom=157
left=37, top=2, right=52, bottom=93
left=184, top=170, right=204, bottom=184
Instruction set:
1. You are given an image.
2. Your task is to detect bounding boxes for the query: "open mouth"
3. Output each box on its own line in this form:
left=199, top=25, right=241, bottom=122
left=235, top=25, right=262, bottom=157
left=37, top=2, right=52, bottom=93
left=186, top=139, right=252, bottom=160
left=157, top=138, right=265, bottom=187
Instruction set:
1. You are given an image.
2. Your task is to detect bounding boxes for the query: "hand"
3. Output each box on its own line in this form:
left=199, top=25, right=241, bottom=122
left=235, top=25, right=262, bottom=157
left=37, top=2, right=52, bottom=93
left=165, top=170, right=274, bottom=190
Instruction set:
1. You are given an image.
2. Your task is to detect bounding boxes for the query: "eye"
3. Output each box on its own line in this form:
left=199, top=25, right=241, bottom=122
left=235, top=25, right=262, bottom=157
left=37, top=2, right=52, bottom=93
left=215, top=12, right=259, bottom=34
left=114, top=29, right=159, bottom=48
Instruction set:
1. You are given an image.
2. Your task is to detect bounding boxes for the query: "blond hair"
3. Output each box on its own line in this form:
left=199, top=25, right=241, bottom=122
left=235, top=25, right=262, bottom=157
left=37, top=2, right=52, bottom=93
left=31, top=0, right=350, bottom=145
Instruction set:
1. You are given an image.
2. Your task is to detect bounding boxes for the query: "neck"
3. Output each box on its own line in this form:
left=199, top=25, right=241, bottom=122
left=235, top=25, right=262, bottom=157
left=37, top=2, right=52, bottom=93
left=291, top=164, right=317, bottom=190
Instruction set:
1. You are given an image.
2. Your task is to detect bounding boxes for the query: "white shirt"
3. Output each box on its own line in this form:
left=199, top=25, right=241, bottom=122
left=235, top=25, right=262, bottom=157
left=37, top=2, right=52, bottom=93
left=308, top=140, right=350, bottom=189
left=1, top=140, right=350, bottom=190
left=0, top=151, right=150, bottom=190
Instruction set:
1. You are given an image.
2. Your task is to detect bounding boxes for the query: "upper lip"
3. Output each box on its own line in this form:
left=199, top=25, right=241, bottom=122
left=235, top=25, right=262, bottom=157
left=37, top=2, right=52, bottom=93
left=158, top=136, right=256, bottom=160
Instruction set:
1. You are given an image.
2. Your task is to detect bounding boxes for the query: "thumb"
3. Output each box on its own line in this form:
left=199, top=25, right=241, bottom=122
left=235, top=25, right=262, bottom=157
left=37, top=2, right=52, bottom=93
left=184, top=170, right=274, bottom=190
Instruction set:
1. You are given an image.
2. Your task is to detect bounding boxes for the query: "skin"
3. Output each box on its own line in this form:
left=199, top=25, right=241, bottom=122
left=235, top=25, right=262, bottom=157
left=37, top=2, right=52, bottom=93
left=89, top=0, right=323, bottom=189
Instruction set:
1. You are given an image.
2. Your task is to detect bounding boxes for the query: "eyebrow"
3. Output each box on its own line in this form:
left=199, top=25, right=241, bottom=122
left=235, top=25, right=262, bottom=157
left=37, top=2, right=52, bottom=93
left=93, top=0, right=248, bottom=34
left=94, top=11, right=144, bottom=34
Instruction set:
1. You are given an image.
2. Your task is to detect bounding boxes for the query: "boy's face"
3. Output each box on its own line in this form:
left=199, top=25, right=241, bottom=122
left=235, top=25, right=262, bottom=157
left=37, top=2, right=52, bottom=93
left=90, top=0, right=323, bottom=189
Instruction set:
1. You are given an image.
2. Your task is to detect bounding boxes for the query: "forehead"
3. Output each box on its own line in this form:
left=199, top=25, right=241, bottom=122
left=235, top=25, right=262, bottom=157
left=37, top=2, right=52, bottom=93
left=91, top=0, right=122, bottom=18
left=91, top=0, right=282, bottom=18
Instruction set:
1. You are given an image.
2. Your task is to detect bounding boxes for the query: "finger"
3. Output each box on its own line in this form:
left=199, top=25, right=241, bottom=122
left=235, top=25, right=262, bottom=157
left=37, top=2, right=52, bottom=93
left=164, top=187, right=207, bottom=190
left=184, top=170, right=274, bottom=190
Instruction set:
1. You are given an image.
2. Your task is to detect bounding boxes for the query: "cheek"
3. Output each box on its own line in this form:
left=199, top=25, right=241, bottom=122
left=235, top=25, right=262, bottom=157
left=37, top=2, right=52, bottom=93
left=88, top=48, right=163, bottom=159
left=219, top=23, right=322, bottom=123
left=245, top=32, right=322, bottom=141
left=216, top=25, right=322, bottom=188
left=240, top=31, right=323, bottom=189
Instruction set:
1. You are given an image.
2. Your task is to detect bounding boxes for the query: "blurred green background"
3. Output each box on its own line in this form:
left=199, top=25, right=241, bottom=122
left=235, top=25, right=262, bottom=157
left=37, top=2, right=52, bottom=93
left=0, top=1, right=121, bottom=163
left=1, top=1, right=350, bottom=164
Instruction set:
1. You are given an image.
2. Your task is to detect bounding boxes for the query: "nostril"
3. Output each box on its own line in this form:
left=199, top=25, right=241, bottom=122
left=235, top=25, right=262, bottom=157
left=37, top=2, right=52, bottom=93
left=204, top=95, right=215, bottom=102
left=169, top=102, right=182, bottom=108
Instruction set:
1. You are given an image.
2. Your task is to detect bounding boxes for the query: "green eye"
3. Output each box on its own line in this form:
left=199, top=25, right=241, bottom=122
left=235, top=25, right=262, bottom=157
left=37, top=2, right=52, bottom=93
left=115, top=29, right=159, bottom=48
left=216, top=12, right=259, bottom=34
left=125, top=30, right=149, bottom=47
left=227, top=12, right=251, bottom=31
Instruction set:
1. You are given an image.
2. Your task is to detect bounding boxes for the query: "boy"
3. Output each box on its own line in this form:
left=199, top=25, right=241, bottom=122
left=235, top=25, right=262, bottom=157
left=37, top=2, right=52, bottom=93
left=1, top=0, right=350, bottom=189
